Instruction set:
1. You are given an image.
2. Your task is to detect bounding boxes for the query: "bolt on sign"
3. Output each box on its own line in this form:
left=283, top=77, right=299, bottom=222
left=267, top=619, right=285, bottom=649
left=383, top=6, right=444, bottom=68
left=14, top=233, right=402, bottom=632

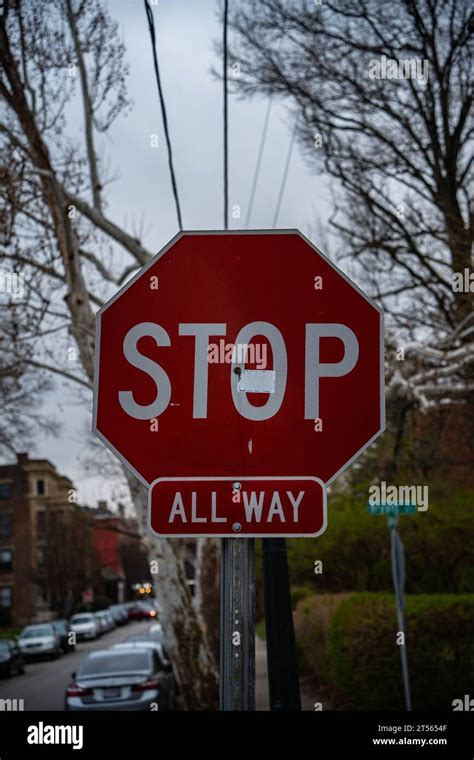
left=93, top=230, right=385, bottom=537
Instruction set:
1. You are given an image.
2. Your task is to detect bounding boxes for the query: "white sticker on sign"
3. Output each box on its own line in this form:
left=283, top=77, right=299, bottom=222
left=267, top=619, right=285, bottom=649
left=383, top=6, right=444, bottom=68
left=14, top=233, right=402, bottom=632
left=237, top=369, right=276, bottom=394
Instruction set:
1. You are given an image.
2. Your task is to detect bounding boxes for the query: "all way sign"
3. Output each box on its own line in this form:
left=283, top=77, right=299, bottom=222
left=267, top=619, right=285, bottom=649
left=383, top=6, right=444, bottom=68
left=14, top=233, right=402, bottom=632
left=93, top=230, right=384, bottom=537
left=149, top=477, right=326, bottom=537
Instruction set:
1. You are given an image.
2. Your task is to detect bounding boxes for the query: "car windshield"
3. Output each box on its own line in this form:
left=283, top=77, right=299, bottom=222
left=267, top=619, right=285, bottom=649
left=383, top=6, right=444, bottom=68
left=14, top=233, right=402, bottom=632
left=53, top=621, right=67, bottom=632
left=127, top=634, right=163, bottom=644
left=0, top=640, right=12, bottom=650
left=71, top=616, right=92, bottom=624
left=20, top=626, right=51, bottom=638
left=78, top=652, right=151, bottom=677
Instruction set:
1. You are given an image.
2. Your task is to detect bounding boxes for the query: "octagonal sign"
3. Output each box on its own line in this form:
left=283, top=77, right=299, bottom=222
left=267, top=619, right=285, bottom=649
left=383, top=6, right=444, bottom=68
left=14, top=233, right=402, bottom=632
left=93, top=230, right=384, bottom=536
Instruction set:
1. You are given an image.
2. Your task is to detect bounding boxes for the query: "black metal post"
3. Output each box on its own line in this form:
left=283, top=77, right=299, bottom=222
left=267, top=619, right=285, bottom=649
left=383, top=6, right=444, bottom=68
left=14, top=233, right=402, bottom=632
left=262, top=538, right=301, bottom=710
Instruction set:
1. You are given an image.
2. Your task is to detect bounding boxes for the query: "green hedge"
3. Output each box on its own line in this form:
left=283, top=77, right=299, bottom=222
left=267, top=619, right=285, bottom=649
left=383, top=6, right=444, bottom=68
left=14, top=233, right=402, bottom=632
left=286, top=486, right=474, bottom=594
left=295, top=592, right=474, bottom=710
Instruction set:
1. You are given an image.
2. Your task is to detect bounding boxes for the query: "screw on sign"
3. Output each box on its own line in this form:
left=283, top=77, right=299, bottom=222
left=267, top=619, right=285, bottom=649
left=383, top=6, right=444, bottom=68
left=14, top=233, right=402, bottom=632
left=93, top=230, right=384, bottom=536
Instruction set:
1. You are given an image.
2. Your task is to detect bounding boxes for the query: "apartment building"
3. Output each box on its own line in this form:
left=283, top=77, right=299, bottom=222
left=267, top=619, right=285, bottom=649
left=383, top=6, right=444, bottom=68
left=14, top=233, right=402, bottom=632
left=0, top=452, right=83, bottom=626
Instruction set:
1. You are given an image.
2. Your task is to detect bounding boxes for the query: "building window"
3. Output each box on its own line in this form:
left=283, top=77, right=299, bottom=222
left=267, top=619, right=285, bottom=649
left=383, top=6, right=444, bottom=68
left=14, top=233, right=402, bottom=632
left=0, top=587, right=12, bottom=607
left=0, top=550, right=12, bottom=573
left=0, top=483, right=12, bottom=500
left=0, top=513, right=12, bottom=538
left=36, top=511, right=46, bottom=538
left=37, top=547, right=45, bottom=567
left=36, top=480, right=45, bottom=496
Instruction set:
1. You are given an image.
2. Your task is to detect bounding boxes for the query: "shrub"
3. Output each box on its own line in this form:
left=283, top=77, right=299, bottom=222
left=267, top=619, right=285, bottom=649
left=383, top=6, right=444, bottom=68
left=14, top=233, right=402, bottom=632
left=295, top=592, right=474, bottom=710
left=287, top=486, right=474, bottom=594
left=329, top=593, right=474, bottom=710
left=290, top=585, right=314, bottom=610
left=294, top=593, right=349, bottom=685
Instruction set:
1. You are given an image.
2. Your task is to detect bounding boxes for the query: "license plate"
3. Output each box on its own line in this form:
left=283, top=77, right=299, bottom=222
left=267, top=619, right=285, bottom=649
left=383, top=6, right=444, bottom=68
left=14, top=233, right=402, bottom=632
left=103, top=687, right=121, bottom=699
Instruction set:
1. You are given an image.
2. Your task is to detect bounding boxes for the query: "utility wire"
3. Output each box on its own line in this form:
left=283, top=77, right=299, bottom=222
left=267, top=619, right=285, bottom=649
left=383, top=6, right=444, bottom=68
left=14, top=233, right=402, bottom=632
left=272, top=112, right=300, bottom=228
left=245, top=95, right=273, bottom=229
left=144, top=0, right=183, bottom=230
left=223, top=0, right=229, bottom=230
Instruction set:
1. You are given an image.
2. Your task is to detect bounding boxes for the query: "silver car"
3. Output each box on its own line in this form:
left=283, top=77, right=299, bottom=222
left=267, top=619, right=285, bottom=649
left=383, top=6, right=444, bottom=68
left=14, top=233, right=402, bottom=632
left=18, top=624, right=61, bottom=660
left=69, top=613, right=99, bottom=641
left=65, top=648, right=175, bottom=711
left=112, top=638, right=171, bottom=669
left=95, top=610, right=115, bottom=634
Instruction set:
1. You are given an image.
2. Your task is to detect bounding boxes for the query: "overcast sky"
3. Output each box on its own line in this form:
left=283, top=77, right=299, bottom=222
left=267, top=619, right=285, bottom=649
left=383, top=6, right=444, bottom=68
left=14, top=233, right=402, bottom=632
left=32, top=0, right=333, bottom=510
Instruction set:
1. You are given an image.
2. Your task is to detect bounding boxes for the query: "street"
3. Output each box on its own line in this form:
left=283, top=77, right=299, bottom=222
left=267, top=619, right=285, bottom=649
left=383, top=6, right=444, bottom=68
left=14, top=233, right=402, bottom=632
left=0, top=621, right=149, bottom=711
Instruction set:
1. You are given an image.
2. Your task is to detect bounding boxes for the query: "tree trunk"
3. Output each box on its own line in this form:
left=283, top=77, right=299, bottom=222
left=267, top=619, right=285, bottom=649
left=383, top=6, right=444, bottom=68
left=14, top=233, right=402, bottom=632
left=194, top=537, right=221, bottom=667
left=126, top=475, right=219, bottom=709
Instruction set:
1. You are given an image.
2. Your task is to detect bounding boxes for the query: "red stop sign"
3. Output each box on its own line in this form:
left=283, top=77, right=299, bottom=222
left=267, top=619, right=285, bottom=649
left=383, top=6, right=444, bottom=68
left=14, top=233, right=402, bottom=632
left=93, top=231, right=384, bottom=535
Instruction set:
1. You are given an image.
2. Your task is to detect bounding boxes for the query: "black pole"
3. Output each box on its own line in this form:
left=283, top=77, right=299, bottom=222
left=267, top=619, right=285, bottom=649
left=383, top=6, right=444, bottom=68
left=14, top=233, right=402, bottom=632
left=262, top=538, right=301, bottom=710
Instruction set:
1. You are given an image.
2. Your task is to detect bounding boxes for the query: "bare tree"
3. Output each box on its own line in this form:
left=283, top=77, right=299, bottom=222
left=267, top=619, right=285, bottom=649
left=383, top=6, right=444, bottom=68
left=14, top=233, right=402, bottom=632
left=0, top=0, right=217, bottom=707
left=227, top=0, right=473, bottom=404
left=0, top=297, right=57, bottom=457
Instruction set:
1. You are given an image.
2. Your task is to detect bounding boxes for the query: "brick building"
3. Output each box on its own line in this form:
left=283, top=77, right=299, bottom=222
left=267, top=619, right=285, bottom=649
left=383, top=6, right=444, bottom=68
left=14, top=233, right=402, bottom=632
left=0, top=453, right=94, bottom=626
left=89, top=501, right=150, bottom=604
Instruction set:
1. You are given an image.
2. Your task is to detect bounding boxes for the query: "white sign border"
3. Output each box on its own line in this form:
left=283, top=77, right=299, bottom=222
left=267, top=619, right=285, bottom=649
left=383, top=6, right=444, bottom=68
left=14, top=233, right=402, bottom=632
left=92, top=229, right=385, bottom=491
left=147, top=475, right=328, bottom=538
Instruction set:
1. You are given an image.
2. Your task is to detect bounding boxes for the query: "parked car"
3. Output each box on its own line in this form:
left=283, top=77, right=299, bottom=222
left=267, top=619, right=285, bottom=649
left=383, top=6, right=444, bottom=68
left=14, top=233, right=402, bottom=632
left=148, top=623, right=164, bottom=639
left=95, top=610, right=115, bottom=634
left=0, top=639, right=25, bottom=677
left=128, top=601, right=158, bottom=621
left=109, top=605, right=128, bottom=626
left=52, top=619, right=76, bottom=654
left=95, top=611, right=107, bottom=634
left=18, top=624, right=61, bottom=661
left=69, top=613, right=99, bottom=641
left=65, top=647, right=175, bottom=711
left=112, top=636, right=171, bottom=668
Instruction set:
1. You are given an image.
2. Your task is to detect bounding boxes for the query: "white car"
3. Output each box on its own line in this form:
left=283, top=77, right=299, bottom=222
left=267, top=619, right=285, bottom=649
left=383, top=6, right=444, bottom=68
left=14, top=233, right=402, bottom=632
left=95, top=610, right=115, bottom=633
left=18, top=624, right=61, bottom=660
left=69, top=613, right=99, bottom=641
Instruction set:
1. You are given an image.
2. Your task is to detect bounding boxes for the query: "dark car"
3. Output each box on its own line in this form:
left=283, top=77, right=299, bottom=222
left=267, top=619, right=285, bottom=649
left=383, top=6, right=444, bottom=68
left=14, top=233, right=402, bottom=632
left=65, top=647, right=175, bottom=711
left=52, top=619, right=76, bottom=654
left=0, top=639, right=25, bottom=677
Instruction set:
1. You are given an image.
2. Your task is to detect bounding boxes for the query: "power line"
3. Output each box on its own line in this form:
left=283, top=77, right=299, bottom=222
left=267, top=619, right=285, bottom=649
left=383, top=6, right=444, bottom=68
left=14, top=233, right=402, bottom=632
left=245, top=95, right=273, bottom=229
left=223, top=0, right=229, bottom=230
left=144, top=0, right=183, bottom=231
left=272, top=112, right=300, bottom=228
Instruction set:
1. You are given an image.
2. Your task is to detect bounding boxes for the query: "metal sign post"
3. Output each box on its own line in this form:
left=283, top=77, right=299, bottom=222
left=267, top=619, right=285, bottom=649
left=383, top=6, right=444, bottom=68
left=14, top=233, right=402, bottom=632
left=220, top=537, right=255, bottom=710
left=388, top=516, right=412, bottom=711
